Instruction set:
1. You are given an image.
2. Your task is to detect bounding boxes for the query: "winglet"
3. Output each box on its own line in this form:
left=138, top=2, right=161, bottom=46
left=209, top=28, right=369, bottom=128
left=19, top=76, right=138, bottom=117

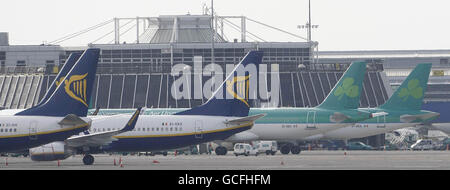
left=120, top=107, right=142, bottom=132
left=91, top=107, right=101, bottom=116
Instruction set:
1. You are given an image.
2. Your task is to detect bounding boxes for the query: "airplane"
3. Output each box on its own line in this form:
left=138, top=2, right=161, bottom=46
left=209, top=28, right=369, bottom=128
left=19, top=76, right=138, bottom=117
left=0, top=48, right=100, bottom=153
left=84, top=61, right=382, bottom=155
left=30, top=107, right=142, bottom=163
left=0, top=52, right=82, bottom=116
left=303, top=63, right=440, bottom=143
left=28, top=50, right=266, bottom=165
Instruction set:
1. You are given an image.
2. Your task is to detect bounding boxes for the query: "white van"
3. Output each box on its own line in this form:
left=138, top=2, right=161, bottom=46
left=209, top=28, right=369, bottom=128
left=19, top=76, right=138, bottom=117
left=255, top=141, right=278, bottom=155
left=233, top=143, right=258, bottom=156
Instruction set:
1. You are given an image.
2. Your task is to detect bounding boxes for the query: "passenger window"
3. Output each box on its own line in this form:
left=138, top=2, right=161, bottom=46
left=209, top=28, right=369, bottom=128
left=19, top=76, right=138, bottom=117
left=9, top=129, right=12, bottom=132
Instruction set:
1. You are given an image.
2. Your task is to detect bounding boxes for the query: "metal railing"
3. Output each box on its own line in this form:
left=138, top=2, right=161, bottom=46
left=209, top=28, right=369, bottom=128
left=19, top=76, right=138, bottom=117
left=0, top=66, right=45, bottom=75
left=0, top=62, right=384, bottom=76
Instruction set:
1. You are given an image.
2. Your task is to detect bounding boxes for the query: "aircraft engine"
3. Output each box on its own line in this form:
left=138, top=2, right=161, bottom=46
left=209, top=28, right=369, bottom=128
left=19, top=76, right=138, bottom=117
left=29, top=141, right=73, bottom=161
left=225, top=131, right=259, bottom=142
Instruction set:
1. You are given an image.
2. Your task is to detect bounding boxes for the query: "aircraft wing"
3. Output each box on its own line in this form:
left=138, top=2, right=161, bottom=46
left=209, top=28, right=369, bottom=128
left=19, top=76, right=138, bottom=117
left=224, top=114, right=266, bottom=125
left=400, top=112, right=440, bottom=123
left=65, top=107, right=142, bottom=148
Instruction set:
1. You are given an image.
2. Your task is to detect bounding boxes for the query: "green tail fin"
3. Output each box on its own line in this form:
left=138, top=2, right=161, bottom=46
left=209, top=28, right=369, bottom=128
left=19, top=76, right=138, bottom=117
left=317, top=61, right=367, bottom=110
left=380, top=63, right=431, bottom=110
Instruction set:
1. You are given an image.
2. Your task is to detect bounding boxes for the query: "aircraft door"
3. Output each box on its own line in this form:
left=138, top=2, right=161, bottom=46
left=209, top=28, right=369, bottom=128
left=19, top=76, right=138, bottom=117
left=29, top=121, right=38, bottom=141
left=195, top=120, right=203, bottom=139
left=306, top=111, right=316, bottom=129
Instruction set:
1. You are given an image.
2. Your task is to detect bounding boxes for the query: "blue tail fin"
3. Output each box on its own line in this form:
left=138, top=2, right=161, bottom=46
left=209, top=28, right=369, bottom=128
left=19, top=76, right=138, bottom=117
left=35, top=52, right=82, bottom=107
left=175, top=50, right=263, bottom=117
left=16, top=48, right=100, bottom=117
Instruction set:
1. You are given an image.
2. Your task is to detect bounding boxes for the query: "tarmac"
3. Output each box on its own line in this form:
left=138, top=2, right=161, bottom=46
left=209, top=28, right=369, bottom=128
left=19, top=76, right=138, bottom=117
left=2, top=150, right=450, bottom=170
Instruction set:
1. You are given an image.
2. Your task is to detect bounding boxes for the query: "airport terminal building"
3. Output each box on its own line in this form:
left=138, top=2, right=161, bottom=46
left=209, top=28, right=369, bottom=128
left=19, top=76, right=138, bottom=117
left=0, top=14, right=449, bottom=147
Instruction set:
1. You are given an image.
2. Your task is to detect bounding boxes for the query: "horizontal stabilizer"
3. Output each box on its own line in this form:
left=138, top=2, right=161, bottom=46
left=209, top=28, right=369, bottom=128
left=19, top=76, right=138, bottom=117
left=400, top=112, right=440, bottom=123
left=58, top=114, right=88, bottom=126
left=224, top=114, right=266, bottom=125
left=66, top=107, right=142, bottom=147
left=371, top=112, right=389, bottom=118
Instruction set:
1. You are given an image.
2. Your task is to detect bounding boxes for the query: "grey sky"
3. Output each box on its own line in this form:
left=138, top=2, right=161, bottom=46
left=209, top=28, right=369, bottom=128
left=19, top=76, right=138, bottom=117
left=1, top=0, right=449, bottom=51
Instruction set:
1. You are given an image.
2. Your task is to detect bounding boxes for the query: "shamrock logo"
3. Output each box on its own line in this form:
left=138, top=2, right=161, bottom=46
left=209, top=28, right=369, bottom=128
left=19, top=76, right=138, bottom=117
left=334, top=78, right=359, bottom=100
left=397, top=79, right=423, bottom=101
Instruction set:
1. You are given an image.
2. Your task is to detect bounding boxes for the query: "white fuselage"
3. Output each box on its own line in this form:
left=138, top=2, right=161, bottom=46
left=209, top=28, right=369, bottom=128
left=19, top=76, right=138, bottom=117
left=305, top=122, right=419, bottom=140
left=86, top=114, right=253, bottom=152
left=226, top=123, right=350, bottom=142
left=430, top=123, right=450, bottom=135
left=0, top=109, right=25, bottom=116
left=0, top=116, right=91, bottom=152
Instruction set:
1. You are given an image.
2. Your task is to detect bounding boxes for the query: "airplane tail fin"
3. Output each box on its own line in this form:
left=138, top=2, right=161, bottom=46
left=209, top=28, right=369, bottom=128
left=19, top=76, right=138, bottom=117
left=16, top=48, right=100, bottom=117
left=175, top=51, right=263, bottom=117
left=380, top=63, right=431, bottom=111
left=317, top=61, right=367, bottom=110
left=35, top=52, right=82, bottom=107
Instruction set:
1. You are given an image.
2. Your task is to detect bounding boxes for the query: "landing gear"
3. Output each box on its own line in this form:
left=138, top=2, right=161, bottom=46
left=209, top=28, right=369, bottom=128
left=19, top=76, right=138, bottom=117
left=280, top=144, right=301, bottom=154
left=291, top=146, right=301, bottom=154
left=215, top=146, right=228, bottom=155
left=280, top=145, right=291, bottom=155
left=83, top=154, right=94, bottom=165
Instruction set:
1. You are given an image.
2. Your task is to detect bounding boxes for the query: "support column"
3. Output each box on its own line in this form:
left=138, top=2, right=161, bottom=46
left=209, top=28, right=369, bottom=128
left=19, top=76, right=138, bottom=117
left=114, top=18, right=120, bottom=44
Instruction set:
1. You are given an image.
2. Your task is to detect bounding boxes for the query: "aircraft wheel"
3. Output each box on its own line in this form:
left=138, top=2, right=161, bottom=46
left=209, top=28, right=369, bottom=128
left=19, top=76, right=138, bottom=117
left=291, top=146, right=301, bottom=154
left=280, top=145, right=291, bottom=155
left=83, top=154, right=94, bottom=165
left=215, top=146, right=228, bottom=155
